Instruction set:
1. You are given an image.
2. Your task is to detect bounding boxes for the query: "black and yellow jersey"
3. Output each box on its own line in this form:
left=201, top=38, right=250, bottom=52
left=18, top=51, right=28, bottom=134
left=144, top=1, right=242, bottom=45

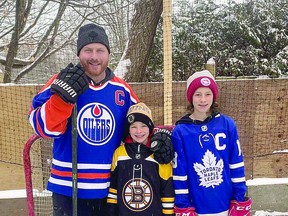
left=107, top=142, right=175, bottom=216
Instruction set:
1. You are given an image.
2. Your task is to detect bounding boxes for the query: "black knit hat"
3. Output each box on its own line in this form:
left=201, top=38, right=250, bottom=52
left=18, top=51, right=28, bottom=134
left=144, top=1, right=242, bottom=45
left=123, top=102, right=154, bottom=141
left=77, top=23, right=110, bottom=56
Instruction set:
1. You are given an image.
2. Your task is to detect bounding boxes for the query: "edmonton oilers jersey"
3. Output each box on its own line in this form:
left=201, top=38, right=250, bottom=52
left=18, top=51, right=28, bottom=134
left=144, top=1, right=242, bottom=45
left=172, top=113, right=247, bottom=216
left=28, top=69, right=139, bottom=199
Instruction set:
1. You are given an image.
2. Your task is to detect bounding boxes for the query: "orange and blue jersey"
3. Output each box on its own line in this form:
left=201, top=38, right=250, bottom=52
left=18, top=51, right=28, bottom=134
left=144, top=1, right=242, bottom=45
left=28, top=68, right=139, bottom=199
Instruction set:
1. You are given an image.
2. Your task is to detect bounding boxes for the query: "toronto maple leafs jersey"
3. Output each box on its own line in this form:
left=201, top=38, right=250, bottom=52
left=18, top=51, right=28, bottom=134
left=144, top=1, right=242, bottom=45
left=172, top=113, right=247, bottom=216
left=28, top=68, right=139, bottom=199
left=106, top=142, right=175, bottom=216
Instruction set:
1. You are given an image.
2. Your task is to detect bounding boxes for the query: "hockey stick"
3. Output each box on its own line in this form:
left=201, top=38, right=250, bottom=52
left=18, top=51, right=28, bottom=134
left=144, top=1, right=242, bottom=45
left=23, top=134, right=40, bottom=216
left=72, top=104, right=78, bottom=216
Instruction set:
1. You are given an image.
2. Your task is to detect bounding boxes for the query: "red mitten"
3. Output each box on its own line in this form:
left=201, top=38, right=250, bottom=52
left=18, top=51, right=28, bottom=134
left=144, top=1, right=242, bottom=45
left=174, top=206, right=196, bottom=216
left=229, top=197, right=252, bottom=216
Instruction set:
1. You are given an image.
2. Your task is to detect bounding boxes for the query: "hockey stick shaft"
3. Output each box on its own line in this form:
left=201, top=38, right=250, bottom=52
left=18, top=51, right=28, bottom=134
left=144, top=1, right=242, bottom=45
left=72, top=105, right=78, bottom=216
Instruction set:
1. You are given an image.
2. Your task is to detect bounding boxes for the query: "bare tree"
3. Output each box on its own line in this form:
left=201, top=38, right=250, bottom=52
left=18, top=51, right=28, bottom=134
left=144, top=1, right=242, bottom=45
left=1, top=0, right=74, bottom=83
left=93, top=0, right=136, bottom=68
left=0, top=0, right=134, bottom=83
left=0, top=0, right=161, bottom=83
left=2, top=0, right=30, bottom=83
left=122, top=0, right=163, bottom=82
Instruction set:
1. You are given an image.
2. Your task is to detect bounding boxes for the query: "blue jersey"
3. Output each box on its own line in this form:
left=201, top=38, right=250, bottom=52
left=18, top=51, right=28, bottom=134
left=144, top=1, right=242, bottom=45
left=172, top=113, right=246, bottom=215
left=28, top=68, right=139, bottom=199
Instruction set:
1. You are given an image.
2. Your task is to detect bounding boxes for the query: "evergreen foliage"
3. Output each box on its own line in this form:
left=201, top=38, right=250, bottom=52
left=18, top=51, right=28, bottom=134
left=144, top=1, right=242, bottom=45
left=148, top=0, right=288, bottom=80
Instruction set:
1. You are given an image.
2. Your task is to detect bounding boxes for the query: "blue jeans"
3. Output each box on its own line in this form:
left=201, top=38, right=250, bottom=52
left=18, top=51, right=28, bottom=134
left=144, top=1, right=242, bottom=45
left=52, top=193, right=106, bottom=216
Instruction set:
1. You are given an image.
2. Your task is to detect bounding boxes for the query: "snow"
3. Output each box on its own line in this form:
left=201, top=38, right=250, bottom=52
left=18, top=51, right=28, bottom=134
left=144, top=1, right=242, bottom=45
left=0, top=189, right=51, bottom=199
left=1, top=178, right=287, bottom=198
left=254, top=211, right=288, bottom=216
left=0, top=189, right=27, bottom=199
left=0, top=178, right=287, bottom=215
left=114, top=58, right=131, bottom=78
left=246, top=178, right=288, bottom=186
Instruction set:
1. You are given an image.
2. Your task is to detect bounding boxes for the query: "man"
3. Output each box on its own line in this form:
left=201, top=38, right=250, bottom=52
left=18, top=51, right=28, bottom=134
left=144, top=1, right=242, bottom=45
left=28, top=23, right=173, bottom=216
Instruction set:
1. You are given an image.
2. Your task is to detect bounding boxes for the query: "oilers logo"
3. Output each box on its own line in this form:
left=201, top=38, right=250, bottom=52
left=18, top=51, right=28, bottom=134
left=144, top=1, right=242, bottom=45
left=122, top=178, right=153, bottom=212
left=77, top=103, right=115, bottom=146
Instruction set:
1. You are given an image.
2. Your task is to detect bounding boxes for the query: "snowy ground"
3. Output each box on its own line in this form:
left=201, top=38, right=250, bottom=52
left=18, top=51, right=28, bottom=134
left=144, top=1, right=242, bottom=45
left=254, top=211, right=288, bottom=216
left=246, top=178, right=288, bottom=186
left=0, top=178, right=287, bottom=215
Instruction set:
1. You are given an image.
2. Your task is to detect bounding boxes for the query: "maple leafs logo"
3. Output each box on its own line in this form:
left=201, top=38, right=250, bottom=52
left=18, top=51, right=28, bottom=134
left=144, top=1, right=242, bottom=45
left=193, top=150, right=224, bottom=188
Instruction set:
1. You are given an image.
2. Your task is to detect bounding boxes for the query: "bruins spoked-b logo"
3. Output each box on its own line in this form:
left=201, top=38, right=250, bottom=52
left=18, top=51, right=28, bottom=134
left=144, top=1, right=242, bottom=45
left=122, top=178, right=153, bottom=212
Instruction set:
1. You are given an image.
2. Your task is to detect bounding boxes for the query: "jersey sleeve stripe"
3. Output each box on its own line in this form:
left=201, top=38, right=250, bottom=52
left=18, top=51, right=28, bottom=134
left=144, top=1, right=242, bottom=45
left=35, top=108, right=50, bottom=138
left=162, top=202, right=175, bottom=208
left=173, top=175, right=188, bottom=181
left=43, top=95, right=73, bottom=136
left=108, top=188, right=117, bottom=194
left=163, top=209, right=174, bottom=214
left=175, top=189, right=189, bottom=194
left=118, top=156, right=131, bottom=161
left=161, top=197, right=175, bottom=202
left=39, top=74, right=58, bottom=93
left=41, top=103, right=62, bottom=136
left=229, top=162, right=244, bottom=169
left=51, top=168, right=110, bottom=179
left=52, top=159, right=111, bottom=170
left=231, top=177, right=246, bottom=183
left=28, top=110, right=37, bottom=134
left=107, top=198, right=117, bottom=204
left=49, top=177, right=110, bottom=189
left=109, top=77, right=139, bottom=103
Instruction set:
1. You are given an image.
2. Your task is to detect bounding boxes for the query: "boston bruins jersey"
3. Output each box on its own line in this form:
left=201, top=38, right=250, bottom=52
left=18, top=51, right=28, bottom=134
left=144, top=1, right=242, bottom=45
left=107, top=142, right=175, bottom=216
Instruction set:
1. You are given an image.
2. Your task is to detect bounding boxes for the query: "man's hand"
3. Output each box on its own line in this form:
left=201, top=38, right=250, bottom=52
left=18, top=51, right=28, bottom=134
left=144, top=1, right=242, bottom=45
left=51, top=63, right=89, bottom=103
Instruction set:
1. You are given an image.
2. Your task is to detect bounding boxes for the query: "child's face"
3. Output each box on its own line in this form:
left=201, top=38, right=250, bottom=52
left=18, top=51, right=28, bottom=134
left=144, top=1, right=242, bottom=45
left=192, top=87, right=213, bottom=114
left=129, top=121, right=150, bottom=145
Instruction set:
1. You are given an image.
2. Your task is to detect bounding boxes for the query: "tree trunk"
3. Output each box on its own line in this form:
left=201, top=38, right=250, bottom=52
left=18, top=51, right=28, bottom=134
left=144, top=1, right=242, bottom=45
left=123, top=0, right=163, bottom=82
left=3, top=0, right=26, bottom=83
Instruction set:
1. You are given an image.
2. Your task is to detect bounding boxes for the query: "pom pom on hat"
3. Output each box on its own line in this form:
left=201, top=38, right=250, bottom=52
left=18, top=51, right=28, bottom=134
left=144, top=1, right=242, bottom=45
left=123, top=102, right=154, bottom=141
left=186, top=70, right=218, bottom=103
left=77, top=23, right=110, bottom=56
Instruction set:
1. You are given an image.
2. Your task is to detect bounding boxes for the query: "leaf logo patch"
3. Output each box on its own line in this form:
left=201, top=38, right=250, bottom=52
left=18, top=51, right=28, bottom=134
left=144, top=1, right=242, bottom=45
left=193, top=150, right=223, bottom=188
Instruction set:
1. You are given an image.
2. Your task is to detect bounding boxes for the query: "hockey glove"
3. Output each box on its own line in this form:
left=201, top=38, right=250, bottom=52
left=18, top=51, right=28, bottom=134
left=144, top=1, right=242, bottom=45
left=150, top=128, right=174, bottom=164
left=51, top=63, right=89, bottom=103
left=174, top=206, right=196, bottom=216
left=229, top=197, right=252, bottom=216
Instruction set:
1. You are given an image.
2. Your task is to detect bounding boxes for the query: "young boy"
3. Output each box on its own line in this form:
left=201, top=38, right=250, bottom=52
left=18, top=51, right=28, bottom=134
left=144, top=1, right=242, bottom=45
left=106, top=102, right=175, bottom=216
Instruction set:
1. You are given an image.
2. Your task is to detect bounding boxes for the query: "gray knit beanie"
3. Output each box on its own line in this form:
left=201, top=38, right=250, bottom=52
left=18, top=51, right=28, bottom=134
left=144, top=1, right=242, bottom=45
left=77, top=23, right=110, bottom=56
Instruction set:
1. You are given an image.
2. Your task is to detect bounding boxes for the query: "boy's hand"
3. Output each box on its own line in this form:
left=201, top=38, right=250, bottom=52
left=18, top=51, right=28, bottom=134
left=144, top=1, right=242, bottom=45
left=150, top=128, right=174, bottom=164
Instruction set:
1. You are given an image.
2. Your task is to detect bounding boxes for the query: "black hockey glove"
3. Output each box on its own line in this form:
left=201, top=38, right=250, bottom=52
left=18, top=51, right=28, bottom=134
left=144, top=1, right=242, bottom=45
left=150, top=128, right=174, bottom=164
left=51, top=63, right=89, bottom=103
